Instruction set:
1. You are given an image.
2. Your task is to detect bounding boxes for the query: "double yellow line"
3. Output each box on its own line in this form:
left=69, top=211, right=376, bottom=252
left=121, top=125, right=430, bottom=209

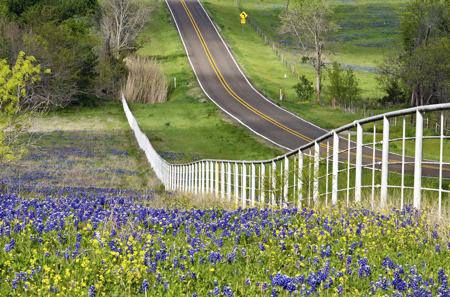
left=179, top=0, right=447, bottom=173
left=179, top=0, right=312, bottom=143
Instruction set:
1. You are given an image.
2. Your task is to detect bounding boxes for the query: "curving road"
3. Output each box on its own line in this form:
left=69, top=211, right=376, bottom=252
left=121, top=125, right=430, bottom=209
left=166, top=0, right=326, bottom=151
left=165, top=0, right=449, bottom=178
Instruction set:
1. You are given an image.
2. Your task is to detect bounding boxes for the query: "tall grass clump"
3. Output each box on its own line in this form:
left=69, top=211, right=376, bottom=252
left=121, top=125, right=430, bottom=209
left=122, top=56, right=168, bottom=103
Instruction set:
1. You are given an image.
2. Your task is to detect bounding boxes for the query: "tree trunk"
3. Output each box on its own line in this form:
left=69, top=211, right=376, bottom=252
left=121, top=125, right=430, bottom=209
left=315, top=49, right=321, bottom=104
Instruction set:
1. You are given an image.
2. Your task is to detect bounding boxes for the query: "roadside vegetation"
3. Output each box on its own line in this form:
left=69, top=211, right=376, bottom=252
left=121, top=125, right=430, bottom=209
left=134, top=0, right=282, bottom=161
left=202, top=0, right=449, bottom=127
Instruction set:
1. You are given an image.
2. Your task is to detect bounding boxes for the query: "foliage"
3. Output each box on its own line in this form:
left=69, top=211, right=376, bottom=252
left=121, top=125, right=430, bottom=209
left=280, top=0, right=337, bottom=103
left=379, top=0, right=450, bottom=106
left=1, top=193, right=450, bottom=296
left=0, top=51, right=41, bottom=161
left=379, top=80, right=408, bottom=105
left=0, top=0, right=132, bottom=107
left=327, top=62, right=360, bottom=108
left=399, top=37, right=450, bottom=105
left=293, top=75, right=314, bottom=101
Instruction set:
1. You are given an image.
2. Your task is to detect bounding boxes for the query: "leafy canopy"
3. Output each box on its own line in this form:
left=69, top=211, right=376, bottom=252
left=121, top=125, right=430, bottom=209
left=0, top=51, right=41, bottom=160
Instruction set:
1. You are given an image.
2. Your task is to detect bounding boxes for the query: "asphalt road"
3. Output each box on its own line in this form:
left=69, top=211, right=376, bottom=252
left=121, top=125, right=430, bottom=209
left=165, top=0, right=449, bottom=178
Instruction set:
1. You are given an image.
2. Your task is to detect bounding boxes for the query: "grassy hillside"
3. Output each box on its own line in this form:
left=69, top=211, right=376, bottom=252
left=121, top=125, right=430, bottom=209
left=135, top=0, right=282, bottom=161
left=201, top=0, right=401, bottom=127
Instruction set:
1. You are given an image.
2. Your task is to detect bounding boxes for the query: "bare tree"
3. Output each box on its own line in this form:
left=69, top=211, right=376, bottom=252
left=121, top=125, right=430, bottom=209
left=280, top=0, right=336, bottom=103
left=101, top=0, right=152, bottom=58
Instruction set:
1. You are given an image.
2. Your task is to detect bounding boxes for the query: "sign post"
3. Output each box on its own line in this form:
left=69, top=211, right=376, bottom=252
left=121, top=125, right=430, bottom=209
left=240, top=11, right=248, bottom=32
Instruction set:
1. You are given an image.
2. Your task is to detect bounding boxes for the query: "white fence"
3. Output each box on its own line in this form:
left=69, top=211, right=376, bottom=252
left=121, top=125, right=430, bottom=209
left=122, top=95, right=450, bottom=217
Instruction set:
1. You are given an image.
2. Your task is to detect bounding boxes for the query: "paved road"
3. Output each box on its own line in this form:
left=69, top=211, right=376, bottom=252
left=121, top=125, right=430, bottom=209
left=166, top=0, right=326, bottom=150
left=165, top=0, right=449, bottom=178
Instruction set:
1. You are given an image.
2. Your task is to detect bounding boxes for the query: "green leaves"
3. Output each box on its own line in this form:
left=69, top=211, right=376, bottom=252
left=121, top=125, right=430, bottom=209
left=0, top=51, right=42, bottom=161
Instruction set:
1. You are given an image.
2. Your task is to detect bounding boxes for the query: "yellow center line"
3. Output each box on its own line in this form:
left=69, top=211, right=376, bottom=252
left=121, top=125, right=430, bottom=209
left=179, top=0, right=446, bottom=172
left=180, top=0, right=312, bottom=143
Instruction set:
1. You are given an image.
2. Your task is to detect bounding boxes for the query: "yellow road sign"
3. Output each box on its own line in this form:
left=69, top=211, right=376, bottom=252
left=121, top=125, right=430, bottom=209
left=240, top=11, right=248, bottom=19
left=240, top=18, right=246, bottom=24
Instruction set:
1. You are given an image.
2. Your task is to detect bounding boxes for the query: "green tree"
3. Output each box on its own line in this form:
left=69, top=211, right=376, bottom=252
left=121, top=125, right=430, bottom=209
left=280, top=0, right=336, bottom=103
left=327, top=62, right=360, bottom=108
left=293, top=75, right=314, bottom=101
left=0, top=51, right=41, bottom=160
left=379, top=0, right=449, bottom=106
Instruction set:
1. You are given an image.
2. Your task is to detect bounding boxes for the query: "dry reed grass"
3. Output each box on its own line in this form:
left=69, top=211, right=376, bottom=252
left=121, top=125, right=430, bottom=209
left=122, top=56, right=168, bottom=103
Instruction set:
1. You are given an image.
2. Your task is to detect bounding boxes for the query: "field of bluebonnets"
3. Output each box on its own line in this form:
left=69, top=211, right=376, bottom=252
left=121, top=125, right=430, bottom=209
left=1, top=113, right=450, bottom=296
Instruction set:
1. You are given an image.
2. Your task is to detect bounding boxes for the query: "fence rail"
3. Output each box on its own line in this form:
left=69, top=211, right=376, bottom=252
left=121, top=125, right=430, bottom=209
left=122, top=95, right=450, bottom=217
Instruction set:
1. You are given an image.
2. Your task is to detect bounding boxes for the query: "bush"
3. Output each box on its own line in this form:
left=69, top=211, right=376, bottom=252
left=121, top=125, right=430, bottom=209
left=293, top=75, right=314, bottom=101
left=327, top=62, right=360, bottom=108
left=122, top=56, right=168, bottom=103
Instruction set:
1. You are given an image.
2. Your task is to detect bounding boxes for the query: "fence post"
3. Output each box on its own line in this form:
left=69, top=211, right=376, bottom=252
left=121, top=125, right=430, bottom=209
left=325, top=143, right=329, bottom=206
left=194, top=163, right=198, bottom=194
left=332, top=132, right=339, bottom=205
left=251, top=163, right=256, bottom=207
left=169, top=166, right=172, bottom=191
left=297, top=151, right=303, bottom=208
left=206, top=162, right=210, bottom=193
left=235, top=163, right=239, bottom=204
left=188, top=165, right=192, bottom=193
left=210, top=161, right=214, bottom=194
left=215, top=162, right=219, bottom=197
left=272, top=161, right=276, bottom=206
left=313, top=142, right=320, bottom=204
left=413, top=111, right=423, bottom=209
left=242, top=162, right=247, bottom=208
left=401, top=117, right=406, bottom=209
left=438, top=112, right=444, bottom=218
left=176, top=166, right=179, bottom=191
left=184, top=165, right=188, bottom=192
left=227, top=162, right=232, bottom=201
left=201, top=162, right=205, bottom=194
left=221, top=162, right=225, bottom=199
left=284, top=156, right=289, bottom=206
left=380, top=116, right=390, bottom=208
left=370, top=125, right=376, bottom=209
left=346, top=133, right=351, bottom=206
left=261, top=163, right=265, bottom=206
left=355, top=123, right=363, bottom=202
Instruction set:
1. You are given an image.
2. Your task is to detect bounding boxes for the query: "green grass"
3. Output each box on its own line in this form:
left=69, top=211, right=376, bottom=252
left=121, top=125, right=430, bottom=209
left=239, top=0, right=407, bottom=67
left=135, top=0, right=282, bottom=161
left=200, top=0, right=394, bottom=129
left=0, top=102, right=158, bottom=191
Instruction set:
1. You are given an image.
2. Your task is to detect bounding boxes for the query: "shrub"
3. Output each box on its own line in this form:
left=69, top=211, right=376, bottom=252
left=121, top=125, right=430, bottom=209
left=327, top=62, right=360, bottom=108
left=293, top=75, right=314, bottom=101
left=122, top=56, right=168, bottom=104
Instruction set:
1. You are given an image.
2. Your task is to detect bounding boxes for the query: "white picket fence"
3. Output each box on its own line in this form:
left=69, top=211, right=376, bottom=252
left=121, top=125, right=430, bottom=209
left=122, top=95, right=450, bottom=217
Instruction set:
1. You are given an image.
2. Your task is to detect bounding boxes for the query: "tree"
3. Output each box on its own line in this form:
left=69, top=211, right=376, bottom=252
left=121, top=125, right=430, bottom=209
left=378, top=0, right=449, bottom=106
left=280, top=0, right=336, bottom=103
left=0, top=51, right=41, bottom=161
left=101, top=0, right=152, bottom=58
left=327, top=62, right=360, bottom=108
left=400, top=37, right=450, bottom=105
left=293, top=75, right=314, bottom=101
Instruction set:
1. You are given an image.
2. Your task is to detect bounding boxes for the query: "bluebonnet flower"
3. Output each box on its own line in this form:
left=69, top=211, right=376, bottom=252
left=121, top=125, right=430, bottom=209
left=227, top=250, right=236, bottom=263
left=392, top=270, right=407, bottom=291
left=208, top=251, right=222, bottom=264
left=358, top=258, right=371, bottom=278
left=89, top=285, right=95, bottom=297
left=223, top=285, right=233, bottom=297
left=142, top=279, right=149, bottom=292
left=4, top=238, right=15, bottom=252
